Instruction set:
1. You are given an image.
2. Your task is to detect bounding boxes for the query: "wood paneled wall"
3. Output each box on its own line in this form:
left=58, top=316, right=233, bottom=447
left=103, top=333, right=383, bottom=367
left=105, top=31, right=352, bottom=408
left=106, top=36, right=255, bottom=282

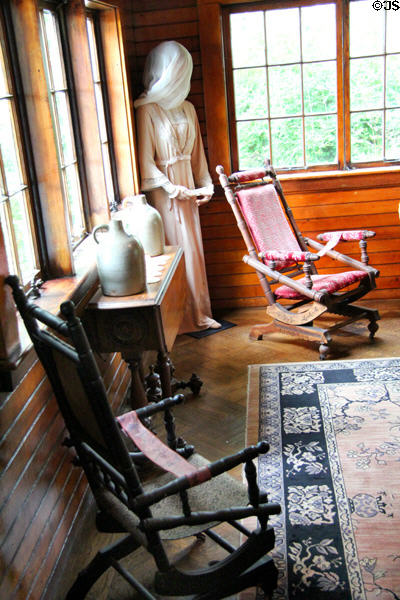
left=125, top=0, right=399, bottom=307
left=123, top=0, right=207, bottom=149
left=0, top=349, right=129, bottom=599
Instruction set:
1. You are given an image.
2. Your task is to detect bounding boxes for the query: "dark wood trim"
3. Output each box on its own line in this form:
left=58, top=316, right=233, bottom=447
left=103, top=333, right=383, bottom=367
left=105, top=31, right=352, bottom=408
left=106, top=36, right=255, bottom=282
left=65, top=0, right=110, bottom=228
left=198, top=2, right=231, bottom=177
left=93, top=10, right=121, bottom=210
left=343, top=0, right=350, bottom=166
left=56, top=2, right=92, bottom=237
left=222, top=6, right=236, bottom=173
left=99, top=6, right=139, bottom=199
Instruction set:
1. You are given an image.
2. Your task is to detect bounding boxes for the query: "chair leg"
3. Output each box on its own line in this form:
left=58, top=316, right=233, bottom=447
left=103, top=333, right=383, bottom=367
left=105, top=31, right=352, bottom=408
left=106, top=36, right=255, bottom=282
left=368, top=317, right=379, bottom=339
left=192, top=555, right=278, bottom=599
left=66, top=535, right=140, bottom=599
left=249, top=322, right=278, bottom=340
left=319, top=342, right=330, bottom=360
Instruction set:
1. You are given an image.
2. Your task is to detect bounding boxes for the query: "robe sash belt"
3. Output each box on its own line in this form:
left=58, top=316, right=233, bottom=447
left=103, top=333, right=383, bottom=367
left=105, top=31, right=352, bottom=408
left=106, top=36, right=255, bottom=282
left=157, top=154, right=192, bottom=224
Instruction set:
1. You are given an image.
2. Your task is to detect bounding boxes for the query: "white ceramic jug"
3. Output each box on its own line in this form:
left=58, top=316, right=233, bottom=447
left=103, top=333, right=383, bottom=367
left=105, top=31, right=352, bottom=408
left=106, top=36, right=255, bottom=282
left=122, top=194, right=165, bottom=257
left=93, top=219, right=146, bottom=296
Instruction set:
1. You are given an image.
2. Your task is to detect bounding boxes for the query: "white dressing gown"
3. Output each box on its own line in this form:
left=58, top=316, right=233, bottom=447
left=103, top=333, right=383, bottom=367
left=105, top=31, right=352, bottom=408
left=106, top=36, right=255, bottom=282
left=136, top=101, right=216, bottom=333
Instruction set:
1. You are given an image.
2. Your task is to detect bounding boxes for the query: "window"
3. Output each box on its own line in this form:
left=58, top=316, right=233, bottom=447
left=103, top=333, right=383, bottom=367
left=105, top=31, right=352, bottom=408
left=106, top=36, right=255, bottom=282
left=0, top=17, right=40, bottom=286
left=0, top=0, right=137, bottom=376
left=86, top=12, right=119, bottom=211
left=39, top=6, right=87, bottom=246
left=224, top=0, right=400, bottom=172
left=349, top=0, right=400, bottom=162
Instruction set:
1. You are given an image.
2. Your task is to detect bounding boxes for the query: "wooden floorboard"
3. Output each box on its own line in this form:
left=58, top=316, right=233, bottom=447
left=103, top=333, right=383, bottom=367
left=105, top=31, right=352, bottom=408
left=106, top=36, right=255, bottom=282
left=48, top=300, right=400, bottom=599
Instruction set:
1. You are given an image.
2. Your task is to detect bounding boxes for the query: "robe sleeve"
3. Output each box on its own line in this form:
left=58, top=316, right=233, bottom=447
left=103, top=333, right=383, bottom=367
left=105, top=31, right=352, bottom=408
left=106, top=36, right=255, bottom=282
left=189, top=104, right=213, bottom=190
left=136, top=105, right=172, bottom=192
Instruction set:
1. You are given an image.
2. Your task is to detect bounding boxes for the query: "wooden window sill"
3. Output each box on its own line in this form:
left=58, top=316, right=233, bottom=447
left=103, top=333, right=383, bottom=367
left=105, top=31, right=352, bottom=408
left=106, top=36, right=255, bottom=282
left=1, top=235, right=99, bottom=392
left=276, top=165, right=400, bottom=183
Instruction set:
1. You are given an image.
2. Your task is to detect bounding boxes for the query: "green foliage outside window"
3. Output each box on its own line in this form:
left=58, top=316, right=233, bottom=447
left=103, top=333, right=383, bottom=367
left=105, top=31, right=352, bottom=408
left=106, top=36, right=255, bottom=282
left=230, top=1, right=400, bottom=170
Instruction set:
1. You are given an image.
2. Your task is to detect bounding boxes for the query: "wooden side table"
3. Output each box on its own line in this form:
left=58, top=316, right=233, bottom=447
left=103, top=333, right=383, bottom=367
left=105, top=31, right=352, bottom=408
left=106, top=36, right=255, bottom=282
left=83, top=246, right=201, bottom=409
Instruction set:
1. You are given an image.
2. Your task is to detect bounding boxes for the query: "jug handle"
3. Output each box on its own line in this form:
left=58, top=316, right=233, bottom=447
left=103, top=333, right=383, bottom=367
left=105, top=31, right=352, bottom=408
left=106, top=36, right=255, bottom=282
left=93, top=224, right=109, bottom=244
left=122, top=196, right=136, bottom=209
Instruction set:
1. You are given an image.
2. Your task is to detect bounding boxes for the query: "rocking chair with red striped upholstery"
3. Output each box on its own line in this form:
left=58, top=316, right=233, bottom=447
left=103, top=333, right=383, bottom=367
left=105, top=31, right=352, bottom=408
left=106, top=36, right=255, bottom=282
left=6, top=275, right=279, bottom=600
left=217, top=163, right=380, bottom=360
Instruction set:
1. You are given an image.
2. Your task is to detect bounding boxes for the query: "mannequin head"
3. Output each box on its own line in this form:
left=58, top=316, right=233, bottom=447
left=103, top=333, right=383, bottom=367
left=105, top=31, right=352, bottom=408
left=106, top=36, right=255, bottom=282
left=134, top=41, right=193, bottom=110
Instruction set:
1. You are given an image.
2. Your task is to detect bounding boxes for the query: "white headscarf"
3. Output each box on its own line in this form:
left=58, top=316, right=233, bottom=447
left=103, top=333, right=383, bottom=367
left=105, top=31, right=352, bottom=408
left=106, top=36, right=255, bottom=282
left=134, top=41, right=193, bottom=110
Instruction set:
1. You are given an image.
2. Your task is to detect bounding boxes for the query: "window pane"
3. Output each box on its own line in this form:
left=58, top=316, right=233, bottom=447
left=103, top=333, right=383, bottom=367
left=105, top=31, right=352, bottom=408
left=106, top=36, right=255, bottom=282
left=0, top=100, right=24, bottom=194
left=269, top=65, right=302, bottom=117
left=305, top=115, right=337, bottom=165
left=94, top=83, right=108, bottom=142
left=0, top=203, right=17, bottom=275
left=10, top=191, right=37, bottom=283
left=0, top=47, right=8, bottom=96
left=387, top=11, right=400, bottom=53
left=101, top=143, right=115, bottom=205
left=54, top=91, right=75, bottom=165
left=350, top=57, right=384, bottom=111
left=351, top=110, right=383, bottom=162
left=233, top=68, right=267, bottom=120
left=303, top=62, right=337, bottom=114
left=230, top=12, right=265, bottom=68
left=86, top=17, right=100, bottom=82
left=42, top=10, right=65, bottom=90
left=386, top=54, right=400, bottom=108
left=237, top=120, right=269, bottom=169
left=386, top=109, right=400, bottom=159
left=350, top=0, right=384, bottom=58
left=301, top=4, right=336, bottom=62
left=271, top=117, right=303, bottom=167
left=63, top=164, right=85, bottom=243
left=265, top=8, right=300, bottom=65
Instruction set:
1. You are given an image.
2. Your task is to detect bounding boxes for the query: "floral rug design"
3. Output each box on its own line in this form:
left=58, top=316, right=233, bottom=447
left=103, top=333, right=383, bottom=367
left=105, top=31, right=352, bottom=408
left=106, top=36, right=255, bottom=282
left=253, top=357, right=400, bottom=599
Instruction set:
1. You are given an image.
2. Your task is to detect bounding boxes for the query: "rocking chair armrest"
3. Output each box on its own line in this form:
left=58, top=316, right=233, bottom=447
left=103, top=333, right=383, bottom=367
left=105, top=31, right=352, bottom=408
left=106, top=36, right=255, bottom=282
left=244, top=254, right=329, bottom=303
left=317, top=229, right=376, bottom=243
left=134, top=394, right=184, bottom=419
left=132, top=441, right=270, bottom=511
left=258, top=250, right=319, bottom=264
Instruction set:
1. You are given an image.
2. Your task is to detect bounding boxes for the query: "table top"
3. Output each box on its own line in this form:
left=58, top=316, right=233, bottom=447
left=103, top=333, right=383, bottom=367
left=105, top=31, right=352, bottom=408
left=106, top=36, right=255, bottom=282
left=86, top=246, right=183, bottom=311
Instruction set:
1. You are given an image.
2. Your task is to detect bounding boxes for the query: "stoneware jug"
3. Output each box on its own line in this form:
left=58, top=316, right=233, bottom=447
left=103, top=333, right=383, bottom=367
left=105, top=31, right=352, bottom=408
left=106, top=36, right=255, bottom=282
left=93, top=219, right=146, bottom=296
left=122, top=194, right=165, bottom=256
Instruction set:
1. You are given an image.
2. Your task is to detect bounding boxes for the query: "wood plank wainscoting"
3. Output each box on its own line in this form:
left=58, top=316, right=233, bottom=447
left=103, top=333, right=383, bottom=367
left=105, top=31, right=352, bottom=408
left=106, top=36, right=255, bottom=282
left=0, top=348, right=130, bottom=599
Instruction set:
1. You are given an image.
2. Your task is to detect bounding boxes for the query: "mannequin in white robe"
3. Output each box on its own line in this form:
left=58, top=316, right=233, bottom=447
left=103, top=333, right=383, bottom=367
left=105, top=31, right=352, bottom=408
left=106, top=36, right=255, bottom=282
left=135, top=41, right=220, bottom=333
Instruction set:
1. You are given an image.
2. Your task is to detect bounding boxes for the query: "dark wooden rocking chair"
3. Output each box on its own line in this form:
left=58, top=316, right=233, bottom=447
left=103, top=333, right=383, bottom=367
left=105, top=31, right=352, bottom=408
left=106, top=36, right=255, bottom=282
left=217, top=164, right=380, bottom=360
left=6, top=275, right=280, bottom=600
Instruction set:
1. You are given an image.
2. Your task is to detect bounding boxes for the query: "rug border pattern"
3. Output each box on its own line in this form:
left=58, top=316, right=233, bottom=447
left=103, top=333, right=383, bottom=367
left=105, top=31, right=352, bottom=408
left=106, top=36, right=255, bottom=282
left=253, top=357, right=400, bottom=600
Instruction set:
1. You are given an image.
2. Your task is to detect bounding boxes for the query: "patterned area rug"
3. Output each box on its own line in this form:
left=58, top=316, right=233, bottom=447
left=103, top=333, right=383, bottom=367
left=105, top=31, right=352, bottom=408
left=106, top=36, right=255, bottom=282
left=247, top=357, right=400, bottom=600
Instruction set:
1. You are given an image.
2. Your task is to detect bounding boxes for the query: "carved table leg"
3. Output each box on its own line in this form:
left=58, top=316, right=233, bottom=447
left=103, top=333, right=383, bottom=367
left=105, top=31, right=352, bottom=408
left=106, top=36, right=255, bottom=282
left=173, top=372, right=203, bottom=395
left=156, top=350, right=173, bottom=397
left=123, top=353, right=148, bottom=409
left=155, top=352, right=203, bottom=397
left=145, top=365, right=162, bottom=404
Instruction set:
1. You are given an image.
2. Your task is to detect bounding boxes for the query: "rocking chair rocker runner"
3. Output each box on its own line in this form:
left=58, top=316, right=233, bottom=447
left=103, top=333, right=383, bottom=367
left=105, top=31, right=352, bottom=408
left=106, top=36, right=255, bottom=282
left=217, top=164, right=380, bottom=359
left=6, top=275, right=280, bottom=599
